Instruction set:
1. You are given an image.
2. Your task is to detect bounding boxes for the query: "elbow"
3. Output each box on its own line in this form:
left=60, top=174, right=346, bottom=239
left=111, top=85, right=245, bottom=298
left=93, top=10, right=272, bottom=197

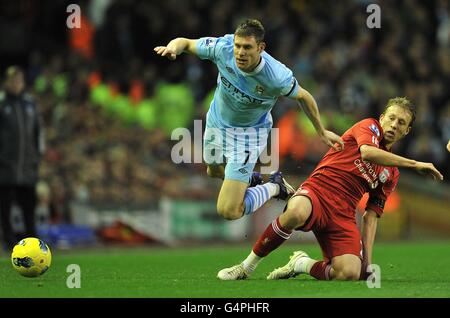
left=360, top=145, right=373, bottom=162
left=360, top=150, right=370, bottom=161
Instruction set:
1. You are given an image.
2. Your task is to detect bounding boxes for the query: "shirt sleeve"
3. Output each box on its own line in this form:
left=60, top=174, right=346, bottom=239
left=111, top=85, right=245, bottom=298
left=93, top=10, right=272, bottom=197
left=196, top=34, right=231, bottom=62
left=352, top=119, right=382, bottom=149
left=366, top=169, right=399, bottom=217
left=279, top=69, right=300, bottom=98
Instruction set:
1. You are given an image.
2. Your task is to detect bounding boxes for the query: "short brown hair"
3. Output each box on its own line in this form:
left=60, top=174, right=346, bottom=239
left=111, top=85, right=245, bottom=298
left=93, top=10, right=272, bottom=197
left=383, top=97, right=416, bottom=127
left=235, top=19, right=265, bottom=43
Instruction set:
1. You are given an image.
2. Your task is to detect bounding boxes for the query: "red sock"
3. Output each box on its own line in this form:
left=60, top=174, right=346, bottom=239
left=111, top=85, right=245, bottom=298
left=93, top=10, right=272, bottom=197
left=310, top=261, right=332, bottom=280
left=253, top=217, right=292, bottom=257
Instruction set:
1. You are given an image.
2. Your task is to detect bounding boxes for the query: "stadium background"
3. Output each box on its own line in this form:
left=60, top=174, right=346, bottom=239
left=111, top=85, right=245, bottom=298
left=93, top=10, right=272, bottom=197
left=0, top=0, right=449, bottom=298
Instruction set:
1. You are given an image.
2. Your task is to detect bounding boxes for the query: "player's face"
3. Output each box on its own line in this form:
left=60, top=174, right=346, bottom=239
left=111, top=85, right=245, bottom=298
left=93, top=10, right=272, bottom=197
left=379, top=105, right=412, bottom=145
left=6, top=73, right=25, bottom=95
left=233, top=35, right=265, bottom=72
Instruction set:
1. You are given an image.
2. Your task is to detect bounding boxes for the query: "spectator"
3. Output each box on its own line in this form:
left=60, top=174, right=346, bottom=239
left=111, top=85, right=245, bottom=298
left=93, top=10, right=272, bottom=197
left=1, top=1, right=448, bottom=214
left=0, top=66, right=44, bottom=250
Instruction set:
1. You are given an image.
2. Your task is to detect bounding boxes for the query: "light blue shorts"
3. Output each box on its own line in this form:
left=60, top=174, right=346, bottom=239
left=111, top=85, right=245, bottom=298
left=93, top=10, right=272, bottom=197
left=203, top=116, right=270, bottom=183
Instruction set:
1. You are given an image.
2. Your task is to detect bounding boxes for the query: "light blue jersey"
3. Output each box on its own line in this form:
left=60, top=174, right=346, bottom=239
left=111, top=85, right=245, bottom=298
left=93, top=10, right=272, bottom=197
left=197, top=34, right=300, bottom=182
left=197, top=34, right=300, bottom=128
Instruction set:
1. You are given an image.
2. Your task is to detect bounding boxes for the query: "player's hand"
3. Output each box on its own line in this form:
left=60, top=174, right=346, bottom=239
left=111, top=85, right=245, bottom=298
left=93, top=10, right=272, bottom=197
left=446, top=139, right=450, bottom=152
left=415, top=162, right=444, bottom=181
left=154, top=45, right=178, bottom=61
left=320, top=130, right=344, bottom=151
left=360, top=259, right=370, bottom=280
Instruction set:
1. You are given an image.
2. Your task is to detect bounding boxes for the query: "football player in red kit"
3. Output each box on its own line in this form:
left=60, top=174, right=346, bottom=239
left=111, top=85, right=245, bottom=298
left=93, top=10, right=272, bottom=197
left=217, top=97, right=443, bottom=281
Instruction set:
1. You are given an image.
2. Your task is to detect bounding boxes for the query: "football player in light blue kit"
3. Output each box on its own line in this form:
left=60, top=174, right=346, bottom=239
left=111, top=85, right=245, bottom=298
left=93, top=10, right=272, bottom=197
left=154, top=19, right=343, bottom=220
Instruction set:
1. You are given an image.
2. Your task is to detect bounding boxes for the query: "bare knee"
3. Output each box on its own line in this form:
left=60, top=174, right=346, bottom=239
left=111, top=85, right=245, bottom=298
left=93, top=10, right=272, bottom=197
left=216, top=179, right=247, bottom=220
left=285, top=206, right=309, bottom=226
left=333, top=267, right=360, bottom=281
left=207, top=166, right=224, bottom=179
left=217, top=203, right=243, bottom=220
left=206, top=167, right=215, bottom=178
left=281, top=198, right=311, bottom=230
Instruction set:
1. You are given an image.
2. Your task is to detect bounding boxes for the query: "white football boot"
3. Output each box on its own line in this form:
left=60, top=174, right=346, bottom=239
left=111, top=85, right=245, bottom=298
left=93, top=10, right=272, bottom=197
left=266, top=250, right=309, bottom=280
left=217, top=263, right=249, bottom=280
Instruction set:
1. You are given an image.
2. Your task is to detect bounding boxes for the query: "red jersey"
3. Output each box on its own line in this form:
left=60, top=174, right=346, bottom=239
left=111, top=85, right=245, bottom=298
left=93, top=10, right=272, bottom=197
left=303, top=118, right=399, bottom=217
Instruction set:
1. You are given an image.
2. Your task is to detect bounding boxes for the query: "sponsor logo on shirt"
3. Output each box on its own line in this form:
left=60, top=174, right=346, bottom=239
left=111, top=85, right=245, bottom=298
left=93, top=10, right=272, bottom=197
left=354, top=160, right=391, bottom=189
left=354, top=159, right=379, bottom=189
left=220, top=75, right=264, bottom=104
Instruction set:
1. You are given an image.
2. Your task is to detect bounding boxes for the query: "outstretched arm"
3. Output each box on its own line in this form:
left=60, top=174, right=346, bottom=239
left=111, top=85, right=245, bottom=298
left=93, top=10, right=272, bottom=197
left=154, top=38, right=198, bottom=60
left=295, top=88, right=344, bottom=151
left=360, top=145, right=443, bottom=180
left=361, top=209, right=378, bottom=267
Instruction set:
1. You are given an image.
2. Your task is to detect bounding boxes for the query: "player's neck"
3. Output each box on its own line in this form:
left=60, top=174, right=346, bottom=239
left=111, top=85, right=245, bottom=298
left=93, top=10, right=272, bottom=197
left=246, top=56, right=262, bottom=72
left=385, top=142, right=393, bottom=151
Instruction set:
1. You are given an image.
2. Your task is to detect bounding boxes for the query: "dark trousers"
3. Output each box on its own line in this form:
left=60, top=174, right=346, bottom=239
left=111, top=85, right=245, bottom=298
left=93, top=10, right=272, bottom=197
left=0, top=185, right=37, bottom=250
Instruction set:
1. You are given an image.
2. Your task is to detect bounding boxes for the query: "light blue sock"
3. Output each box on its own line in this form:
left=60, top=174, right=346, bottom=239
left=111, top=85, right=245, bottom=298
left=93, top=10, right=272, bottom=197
left=243, top=183, right=279, bottom=215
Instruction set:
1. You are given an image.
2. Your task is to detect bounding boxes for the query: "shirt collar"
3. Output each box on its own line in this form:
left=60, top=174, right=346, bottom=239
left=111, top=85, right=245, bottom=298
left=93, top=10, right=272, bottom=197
left=235, top=55, right=266, bottom=76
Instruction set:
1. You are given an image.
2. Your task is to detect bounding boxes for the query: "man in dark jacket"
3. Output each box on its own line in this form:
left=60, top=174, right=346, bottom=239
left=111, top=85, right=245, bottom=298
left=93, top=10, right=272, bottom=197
left=0, top=66, right=43, bottom=250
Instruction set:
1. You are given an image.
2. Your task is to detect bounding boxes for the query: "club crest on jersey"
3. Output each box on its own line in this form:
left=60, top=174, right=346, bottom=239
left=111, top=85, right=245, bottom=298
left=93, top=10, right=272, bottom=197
left=379, top=168, right=390, bottom=183
left=369, top=124, right=380, bottom=137
left=255, top=85, right=265, bottom=95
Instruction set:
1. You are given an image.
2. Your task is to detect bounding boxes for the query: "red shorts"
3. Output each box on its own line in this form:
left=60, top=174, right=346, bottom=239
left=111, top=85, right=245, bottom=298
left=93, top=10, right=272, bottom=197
left=292, top=182, right=363, bottom=263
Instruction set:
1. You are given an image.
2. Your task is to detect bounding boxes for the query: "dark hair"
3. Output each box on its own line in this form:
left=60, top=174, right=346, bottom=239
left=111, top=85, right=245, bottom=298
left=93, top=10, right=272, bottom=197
left=234, top=19, right=265, bottom=43
left=383, top=97, right=416, bottom=127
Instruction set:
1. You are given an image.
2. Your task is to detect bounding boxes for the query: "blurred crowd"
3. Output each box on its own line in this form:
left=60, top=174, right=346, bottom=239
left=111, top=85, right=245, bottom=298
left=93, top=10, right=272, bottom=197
left=1, top=0, right=449, bottom=217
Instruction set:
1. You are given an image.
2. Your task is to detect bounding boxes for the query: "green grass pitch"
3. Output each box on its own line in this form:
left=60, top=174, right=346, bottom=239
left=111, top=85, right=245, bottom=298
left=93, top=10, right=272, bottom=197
left=1, top=241, right=449, bottom=297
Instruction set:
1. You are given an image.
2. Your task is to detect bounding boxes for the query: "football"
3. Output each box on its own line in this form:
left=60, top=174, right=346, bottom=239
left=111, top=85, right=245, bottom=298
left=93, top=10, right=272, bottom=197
left=11, top=237, right=52, bottom=277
